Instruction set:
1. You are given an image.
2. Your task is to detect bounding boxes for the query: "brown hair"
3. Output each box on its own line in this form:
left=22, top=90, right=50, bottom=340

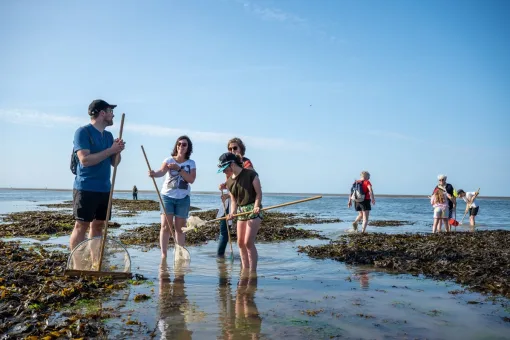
left=434, top=189, right=445, bottom=204
left=360, top=171, right=370, bottom=180
left=171, top=135, right=193, bottom=159
left=227, top=137, right=246, bottom=156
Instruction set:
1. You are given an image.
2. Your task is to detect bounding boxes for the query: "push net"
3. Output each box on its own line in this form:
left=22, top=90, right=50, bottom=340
left=66, top=237, right=131, bottom=273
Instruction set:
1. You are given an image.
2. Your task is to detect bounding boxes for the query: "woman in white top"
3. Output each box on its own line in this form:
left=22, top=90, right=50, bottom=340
left=457, top=189, right=479, bottom=227
left=149, top=135, right=197, bottom=258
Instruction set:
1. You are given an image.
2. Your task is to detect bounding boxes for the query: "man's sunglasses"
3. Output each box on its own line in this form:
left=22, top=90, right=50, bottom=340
left=228, top=146, right=238, bottom=151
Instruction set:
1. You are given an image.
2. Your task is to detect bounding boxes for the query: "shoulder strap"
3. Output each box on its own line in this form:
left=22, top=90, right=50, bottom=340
left=83, top=125, right=94, bottom=145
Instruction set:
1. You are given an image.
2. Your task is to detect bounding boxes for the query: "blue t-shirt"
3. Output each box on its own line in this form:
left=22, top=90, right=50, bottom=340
left=73, top=124, right=114, bottom=192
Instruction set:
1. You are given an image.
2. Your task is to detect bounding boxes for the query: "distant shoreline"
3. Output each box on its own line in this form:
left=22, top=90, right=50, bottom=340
left=1, top=187, right=509, bottom=200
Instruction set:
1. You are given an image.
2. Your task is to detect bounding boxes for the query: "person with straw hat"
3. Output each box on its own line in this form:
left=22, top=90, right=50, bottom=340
left=217, top=152, right=262, bottom=273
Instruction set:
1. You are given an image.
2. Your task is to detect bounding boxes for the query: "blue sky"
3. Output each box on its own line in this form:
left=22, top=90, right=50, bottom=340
left=1, top=0, right=509, bottom=196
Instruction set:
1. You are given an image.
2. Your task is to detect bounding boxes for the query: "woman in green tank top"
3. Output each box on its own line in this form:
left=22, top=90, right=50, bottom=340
left=217, top=152, right=263, bottom=273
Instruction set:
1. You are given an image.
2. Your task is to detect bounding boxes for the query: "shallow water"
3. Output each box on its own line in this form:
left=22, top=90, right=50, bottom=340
left=1, top=189, right=510, bottom=339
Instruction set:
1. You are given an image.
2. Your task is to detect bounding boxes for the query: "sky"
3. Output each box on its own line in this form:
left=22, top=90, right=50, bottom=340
left=0, top=0, right=509, bottom=196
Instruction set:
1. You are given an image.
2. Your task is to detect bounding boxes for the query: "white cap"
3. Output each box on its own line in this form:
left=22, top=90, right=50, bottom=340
left=437, top=174, right=447, bottom=180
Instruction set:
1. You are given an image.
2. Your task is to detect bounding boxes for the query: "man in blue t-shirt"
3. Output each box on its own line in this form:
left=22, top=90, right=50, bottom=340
left=70, top=99, right=125, bottom=250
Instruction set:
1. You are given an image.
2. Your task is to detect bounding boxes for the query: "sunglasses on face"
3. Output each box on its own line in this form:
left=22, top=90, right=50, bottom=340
left=178, top=142, right=188, bottom=147
left=228, top=146, right=238, bottom=151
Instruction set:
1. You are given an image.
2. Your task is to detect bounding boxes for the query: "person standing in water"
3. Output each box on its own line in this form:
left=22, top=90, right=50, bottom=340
left=347, top=171, right=375, bottom=233
left=431, top=188, right=448, bottom=233
left=218, top=152, right=262, bottom=272
left=149, top=136, right=196, bottom=259
left=217, top=137, right=254, bottom=257
left=432, top=174, right=456, bottom=232
left=70, top=99, right=125, bottom=251
left=132, top=185, right=138, bottom=200
left=457, top=189, right=480, bottom=227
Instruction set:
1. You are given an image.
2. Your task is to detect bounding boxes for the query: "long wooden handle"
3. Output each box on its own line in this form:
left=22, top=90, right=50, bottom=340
left=207, top=195, right=322, bottom=223
left=98, top=113, right=125, bottom=271
left=141, top=145, right=178, bottom=245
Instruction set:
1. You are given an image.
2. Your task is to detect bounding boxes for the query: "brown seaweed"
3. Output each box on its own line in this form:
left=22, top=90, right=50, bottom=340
left=298, top=231, right=510, bottom=298
left=0, top=211, right=120, bottom=238
left=369, top=220, right=415, bottom=227
left=0, top=240, right=129, bottom=338
left=39, top=198, right=199, bottom=213
left=119, top=209, right=338, bottom=247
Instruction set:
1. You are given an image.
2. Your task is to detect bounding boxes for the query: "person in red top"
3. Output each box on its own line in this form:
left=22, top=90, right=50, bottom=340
left=347, top=171, right=375, bottom=233
left=217, top=138, right=254, bottom=257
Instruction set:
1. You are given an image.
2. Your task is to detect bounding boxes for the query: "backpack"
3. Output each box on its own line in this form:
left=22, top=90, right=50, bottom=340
left=70, top=126, right=94, bottom=175
left=350, top=180, right=366, bottom=203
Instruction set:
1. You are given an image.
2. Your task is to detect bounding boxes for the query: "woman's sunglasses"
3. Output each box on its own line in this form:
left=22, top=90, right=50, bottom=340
left=228, top=146, right=238, bottom=151
left=178, top=142, right=188, bottom=147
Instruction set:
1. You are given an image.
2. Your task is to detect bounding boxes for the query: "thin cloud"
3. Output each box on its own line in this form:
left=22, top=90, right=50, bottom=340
left=366, top=129, right=421, bottom=142
left=236, top=0, right=338, bottom=42
left=245, top=3, right=305, bottom=24
left=0, top=109, right=310, bottom=151
left=0, top=109, right=82, bottom=127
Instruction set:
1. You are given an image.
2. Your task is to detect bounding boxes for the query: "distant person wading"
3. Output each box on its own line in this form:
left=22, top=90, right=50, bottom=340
left=347, top=171, right=375, bottom=233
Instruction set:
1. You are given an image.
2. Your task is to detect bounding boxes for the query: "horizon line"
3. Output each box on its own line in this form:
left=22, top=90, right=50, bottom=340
left=1, top=187, right=509, bottom=200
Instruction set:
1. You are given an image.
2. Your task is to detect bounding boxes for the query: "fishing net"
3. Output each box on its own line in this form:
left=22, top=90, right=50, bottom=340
left=182, top=216, right=207, bottom=233
left=174, top=244, right=191, bottom=264
left=66, top=237, right=131, bottom=273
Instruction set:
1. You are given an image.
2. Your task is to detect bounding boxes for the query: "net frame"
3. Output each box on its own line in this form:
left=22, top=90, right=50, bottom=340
left=66, top=236, right=132, bottom=273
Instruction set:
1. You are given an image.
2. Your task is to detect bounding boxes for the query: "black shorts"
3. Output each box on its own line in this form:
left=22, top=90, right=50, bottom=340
left=73, top=189, right=111, bottom=222
left=355, top=199, right=371, bottom=211
left=469, top=206, right=479, bottom=216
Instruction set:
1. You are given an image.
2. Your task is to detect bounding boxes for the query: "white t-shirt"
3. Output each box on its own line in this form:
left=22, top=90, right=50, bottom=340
left=160, top=157, right=196, bottom=199
left=462, top=192, right=478, bottom=208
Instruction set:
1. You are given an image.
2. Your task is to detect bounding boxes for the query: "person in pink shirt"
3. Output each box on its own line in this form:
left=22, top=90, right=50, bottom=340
left=430, top=189, right=448, bottom=233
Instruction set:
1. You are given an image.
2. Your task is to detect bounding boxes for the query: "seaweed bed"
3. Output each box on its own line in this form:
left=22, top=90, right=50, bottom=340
left=0, top=211, right=121, bottom=238
left=369, top=220, right=415, bottom=227
left=0, top=240, right=134, bottom=338
left=120, top=210, right=340, bottom=247
left=298, top=231, right=510, bottom=298
left=39, top=199, right=199, bottom=214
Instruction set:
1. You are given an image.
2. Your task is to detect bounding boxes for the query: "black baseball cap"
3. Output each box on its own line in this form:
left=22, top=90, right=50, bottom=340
left=88, top=99, right=117, bottom=116
left=217, top=152, right=239, bottom=173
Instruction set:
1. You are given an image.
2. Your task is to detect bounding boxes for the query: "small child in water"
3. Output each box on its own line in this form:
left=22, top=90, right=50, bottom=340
left=431, top=189, right=448, bottom=233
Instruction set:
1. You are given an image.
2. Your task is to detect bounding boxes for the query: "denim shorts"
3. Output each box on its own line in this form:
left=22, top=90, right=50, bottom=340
left=160, top=195, right=191, bottom=219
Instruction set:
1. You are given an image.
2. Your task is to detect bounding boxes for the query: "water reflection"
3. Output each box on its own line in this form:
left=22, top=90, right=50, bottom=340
left=350, top=268, right=370, bottom=290
left=158, top=259, right=192, bottom=339
left=217, top=260, right=262, bottom=339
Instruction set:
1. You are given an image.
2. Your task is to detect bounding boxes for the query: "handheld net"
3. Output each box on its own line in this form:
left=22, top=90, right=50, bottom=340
left=66, top=236, right=131, bottom=273
left=174, top=243, right=191, bottom=263
left=183, top=195, right=324, bottom=233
